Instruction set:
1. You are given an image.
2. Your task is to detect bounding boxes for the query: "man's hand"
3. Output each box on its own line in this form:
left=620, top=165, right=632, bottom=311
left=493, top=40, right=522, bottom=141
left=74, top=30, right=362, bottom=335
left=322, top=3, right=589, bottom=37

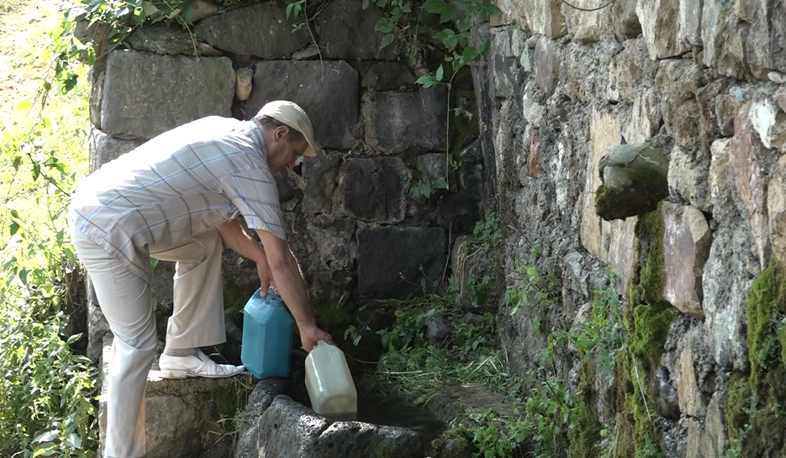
left=299, top=324, right=333, bottom=352
left=256, top=256, right=274, bottom=297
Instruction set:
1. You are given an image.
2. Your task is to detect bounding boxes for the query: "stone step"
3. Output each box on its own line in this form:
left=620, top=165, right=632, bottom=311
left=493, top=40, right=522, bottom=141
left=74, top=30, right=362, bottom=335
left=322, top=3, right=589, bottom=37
left=99, top=336, right=253, bottom=458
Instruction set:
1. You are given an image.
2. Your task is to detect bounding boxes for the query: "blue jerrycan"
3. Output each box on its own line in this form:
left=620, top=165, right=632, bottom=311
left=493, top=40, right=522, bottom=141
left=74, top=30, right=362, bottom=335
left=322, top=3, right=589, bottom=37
left=241, top=288, right=295, bottom=378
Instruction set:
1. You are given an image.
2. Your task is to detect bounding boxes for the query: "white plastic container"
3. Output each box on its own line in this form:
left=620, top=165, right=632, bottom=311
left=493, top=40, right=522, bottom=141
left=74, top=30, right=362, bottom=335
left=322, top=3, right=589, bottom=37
left=305, top=341, right=357, bottom=417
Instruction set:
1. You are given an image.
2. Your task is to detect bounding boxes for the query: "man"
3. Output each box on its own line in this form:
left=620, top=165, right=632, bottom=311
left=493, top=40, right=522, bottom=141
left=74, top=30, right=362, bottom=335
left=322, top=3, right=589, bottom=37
left=68, top=100, right=332, bottom=458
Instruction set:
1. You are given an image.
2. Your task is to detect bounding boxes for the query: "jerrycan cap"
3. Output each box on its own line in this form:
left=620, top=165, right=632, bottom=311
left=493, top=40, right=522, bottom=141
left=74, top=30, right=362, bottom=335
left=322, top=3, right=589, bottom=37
left=261, top=287, right=284, bottom=307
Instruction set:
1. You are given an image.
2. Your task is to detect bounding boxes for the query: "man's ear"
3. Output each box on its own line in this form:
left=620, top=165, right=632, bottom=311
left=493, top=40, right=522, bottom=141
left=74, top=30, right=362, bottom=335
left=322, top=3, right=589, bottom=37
left=275, top=125, right=290, bottom=141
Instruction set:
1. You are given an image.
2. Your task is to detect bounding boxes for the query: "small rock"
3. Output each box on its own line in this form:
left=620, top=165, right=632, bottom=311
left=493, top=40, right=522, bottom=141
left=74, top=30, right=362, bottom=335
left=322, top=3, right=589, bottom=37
left=235, top=68, right=253, bottom=101
left=196, top=41, right=224, bottom=56
left=463, top=313, right=485, bottom=326
left=426, top=316, right=451, bottom=346
left=768, top=71, right=786, bottom=84
left=292, top=45, right=321, bottom=60
left=188, top=0, right=219, bottom=22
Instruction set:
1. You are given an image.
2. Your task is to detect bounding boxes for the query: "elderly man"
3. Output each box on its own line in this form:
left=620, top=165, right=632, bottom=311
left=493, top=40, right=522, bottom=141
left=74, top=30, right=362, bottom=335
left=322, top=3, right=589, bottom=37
left=68, top=100, right=332, bottom=458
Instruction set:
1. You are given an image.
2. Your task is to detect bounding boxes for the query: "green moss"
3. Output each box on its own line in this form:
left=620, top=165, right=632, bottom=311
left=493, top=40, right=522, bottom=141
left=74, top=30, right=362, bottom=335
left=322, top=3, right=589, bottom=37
left=629, top=304, right=676, bottom=372
left=746, top=260, right=786, bottom=397
left=568, top=362, right=602, bottom=458
left=724, top=372, right=752, bottom=442
left=215, top=382, right=242, bottom=419
left=365, top=444, right=395, bottom=458
left=636, top=208, right=666, bottom=306
left=431, top=427, right=473, bottom=458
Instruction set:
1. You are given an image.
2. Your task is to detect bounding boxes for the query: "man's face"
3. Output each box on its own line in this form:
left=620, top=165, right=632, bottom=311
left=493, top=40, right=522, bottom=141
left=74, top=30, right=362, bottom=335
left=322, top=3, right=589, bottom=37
left=268, top=126, right=308, bottom=174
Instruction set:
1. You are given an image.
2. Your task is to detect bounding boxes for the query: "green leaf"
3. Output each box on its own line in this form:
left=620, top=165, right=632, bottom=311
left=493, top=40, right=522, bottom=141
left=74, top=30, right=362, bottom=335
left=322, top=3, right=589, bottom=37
left=362, top=0, right=369, bottom=8
left=461, top=46, right=479, bottom=64
left=435, top=64, right=444, bottom=82
left=423, top=0, right=447, bottom=13
left=15, top=99, right=32, bottom=113
left=380, top=32, right=394, bottom=49
left=32, top=429, right=60, bottom=444
left=415, top=75, right=437, bottom=88
left=10, top=222, right=20, bottom=236
left=141, top=1, right=158, bottom=16
left=286, top=3, right=294, bottom=18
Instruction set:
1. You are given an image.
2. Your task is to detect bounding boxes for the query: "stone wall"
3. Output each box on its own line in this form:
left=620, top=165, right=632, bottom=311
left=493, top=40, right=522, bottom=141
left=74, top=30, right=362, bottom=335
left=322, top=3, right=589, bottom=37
left=84, top=0, right=483, bottom=364
left=480, top=0, right=785, bottom=456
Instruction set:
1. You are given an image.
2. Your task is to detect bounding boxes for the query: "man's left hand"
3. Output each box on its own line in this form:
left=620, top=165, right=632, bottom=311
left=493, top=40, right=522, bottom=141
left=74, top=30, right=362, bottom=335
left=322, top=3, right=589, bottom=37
left=256, top=256, right=274, bottom=297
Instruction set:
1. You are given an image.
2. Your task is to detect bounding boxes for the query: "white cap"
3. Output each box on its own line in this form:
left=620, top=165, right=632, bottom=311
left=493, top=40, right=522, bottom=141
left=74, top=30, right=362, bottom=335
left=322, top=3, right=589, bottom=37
left=258, top=100, right=317, bottom=157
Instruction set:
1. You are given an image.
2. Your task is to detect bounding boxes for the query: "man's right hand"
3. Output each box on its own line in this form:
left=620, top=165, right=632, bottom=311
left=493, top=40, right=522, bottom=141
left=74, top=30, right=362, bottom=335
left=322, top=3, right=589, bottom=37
left=256, top=255, right=274, bottom=297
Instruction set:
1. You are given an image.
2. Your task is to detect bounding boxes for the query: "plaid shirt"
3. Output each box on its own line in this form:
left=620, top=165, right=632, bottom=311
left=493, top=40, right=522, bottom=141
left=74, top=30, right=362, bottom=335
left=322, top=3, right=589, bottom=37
left=68, top=117, right=285, bottom=282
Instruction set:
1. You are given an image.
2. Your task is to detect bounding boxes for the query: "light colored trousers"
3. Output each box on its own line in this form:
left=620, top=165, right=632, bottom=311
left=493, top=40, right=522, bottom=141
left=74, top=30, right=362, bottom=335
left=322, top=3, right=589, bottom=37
left=71, top=227, right=226, bottom=458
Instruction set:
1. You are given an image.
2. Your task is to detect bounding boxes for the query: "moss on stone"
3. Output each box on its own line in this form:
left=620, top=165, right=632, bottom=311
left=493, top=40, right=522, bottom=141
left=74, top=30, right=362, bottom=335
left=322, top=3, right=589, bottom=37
left=568, top=362, right=602, bottom=458
left=431, top=427, right=474, bottom=458
left=724, top=372, right=752, bottom=442
left=594, top=166, right=668, bottom=222
left=746, top=260, right=786, bottom=398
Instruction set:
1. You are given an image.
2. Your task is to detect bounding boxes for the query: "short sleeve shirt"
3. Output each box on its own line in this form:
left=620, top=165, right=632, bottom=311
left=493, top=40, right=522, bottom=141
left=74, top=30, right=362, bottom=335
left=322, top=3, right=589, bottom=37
left=68, top=117, right=285, bottom=282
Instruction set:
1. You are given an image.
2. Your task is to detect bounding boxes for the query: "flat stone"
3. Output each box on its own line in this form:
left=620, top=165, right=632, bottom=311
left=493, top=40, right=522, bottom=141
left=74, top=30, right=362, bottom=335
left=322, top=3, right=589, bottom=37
left=729, top=127, right=768, bottom=270
left=318, top=0, right=398, bottom=60
left=637, top=0, right=691, bottom=59
left=235, top=67, right=253, bottom=102
left=702, top=222, right=753, bottom=370
left=623, top=88, right=661, bottom=144
left=561, top=0, right=614, bottom=43
left=769, top=156, right=786, bottom=266
left=696, top=79, right=735, bottom=141
left=749, top=97, right=786, bottom=151
left=188, top=0, right=218, bottom=22
left=100, top=51, right=234, bottom=139
left=524, top=0, right=567, bottom=38
left=708, top=139, right=736, bottom=223
left=677, top=339, right=706, bottom=417
left=662, top=203, right=711, bottom=317
left=612, top=0, right=642, bottom=41
left=363, top=88, right=447, bottom=155
left=357, top=226, right=446, bottom=299
left=701, top=393, right=727, bottom=458
left=534, top=35, right=559, bottom=97
left=580, top=109, right=638, bottom=294
left=302, top=151, right=341, bottom=214
left=702, top=0, right=748, bottom=79
left=195, top=2, right=310, bottom=58
left=607, top=38, right=657, bottom=104
left=490, top=28, right=519, bottom=100
left=360, top=62, right=416, bottom=91
left=89, top=129, right=145, bottom=173
left=127, top=23, right=194, bottom=55
left=247, top=61, right=359, bottom=150
left=744, top=0, right=786, bottom=78
left=678, top=0, right=703, bottom=47
left=656, top=59, right=705, bottom=150
left=668, top=145, right=711, bottom=211
left=338, top=157, right=408, bottom=223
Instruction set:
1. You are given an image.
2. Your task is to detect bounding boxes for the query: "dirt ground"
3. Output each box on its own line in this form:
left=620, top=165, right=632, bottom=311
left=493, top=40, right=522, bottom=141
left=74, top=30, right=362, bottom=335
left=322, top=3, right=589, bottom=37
left=0, top=0, right=62, bottom=125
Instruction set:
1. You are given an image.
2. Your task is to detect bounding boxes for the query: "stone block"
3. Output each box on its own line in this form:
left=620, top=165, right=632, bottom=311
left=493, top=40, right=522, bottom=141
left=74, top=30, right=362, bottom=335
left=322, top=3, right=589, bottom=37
left=662, top=203, right=712, bottom=317
left=247, top=61, right=359, bottom=150
left=235, top=67, right=253, bottom=102
left=708, top=138, right=736, bottom=223
left=189, top=0, right=219, bottom=22
left=491, top=27, right=521, bottom=100
left=525, top=0, right=567, bottom=38
left=749, top=97, right=786, bottom=152
left=302, top=151, right=341, bottom=214
left=98, top=337, right=251, bottom=458
left=702, top=0, right=748, bottom=79
left=100, top=51, right=234, bottom=139
left=768, top=156, right=786, bottom=266
left=234, top=379, right=288, bottom=458
left=668, top=145, right=711, bottom=211
left=656, top=59, right=705, bottom=151
left=363, top=88, right=447, bottom=155
left=127, top=23, right=194, bottom=55
left=702, top=222, right=753, bottom=370
left=623, top=88, right=661, bottom=144
left=360, top=62, right=416, bottom=91
left=357, top=226, right=446, bottom=299
left=534, top=35, right=559, bottom=97
left=318, top=0, right=398, bottom=60
left=611, top=0, right=641, bottom=41
left=561, top=0, right=614, bottom=43
left=744, top=0, right=786, bottom=78
left=580, top=109, right=638, bottom=294
left=607, top=38, right=658, bottom=104
left=678, top=0, right=703, bottom=48
left=89, top=129, right=145, bottom=173
left=195, top=2, right=310, bottom=58
left=255, top=396, right=423, bottom=458
left=676, top=339, right=707, bottom=417
left=338, top=157, right=408, bottom=223
left=637, top=0, right=691, bottom=59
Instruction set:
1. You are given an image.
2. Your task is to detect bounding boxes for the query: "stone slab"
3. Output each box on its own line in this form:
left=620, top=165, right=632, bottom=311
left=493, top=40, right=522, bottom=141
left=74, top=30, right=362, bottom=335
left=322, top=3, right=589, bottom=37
left=663, top=203, right=712, bottom=318
left=247, top=61, right=359, bottom=150
left=100, top=51, right=234, bottom=139
left=318, top=0, right=398, bottom=60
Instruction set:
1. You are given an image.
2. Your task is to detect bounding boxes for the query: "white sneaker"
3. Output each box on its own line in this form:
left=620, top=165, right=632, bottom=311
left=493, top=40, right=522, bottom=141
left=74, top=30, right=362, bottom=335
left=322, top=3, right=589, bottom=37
left=159, top=351, right=245, bottom=379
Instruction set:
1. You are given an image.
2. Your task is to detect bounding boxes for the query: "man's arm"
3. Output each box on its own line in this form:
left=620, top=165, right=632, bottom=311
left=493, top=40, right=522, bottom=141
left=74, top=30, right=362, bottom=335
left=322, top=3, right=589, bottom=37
left=255, top=229, right=332, bottom=351
left=215, top=220, right=274, bottom=295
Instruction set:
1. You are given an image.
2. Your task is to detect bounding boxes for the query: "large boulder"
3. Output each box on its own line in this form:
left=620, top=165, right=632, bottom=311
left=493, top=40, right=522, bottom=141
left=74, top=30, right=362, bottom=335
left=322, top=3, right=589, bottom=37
left=100, top=51, right=235, bottom=139
left=318, top=0, right=398, bottom=60
left=247, top=61, right=359, bottom=151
